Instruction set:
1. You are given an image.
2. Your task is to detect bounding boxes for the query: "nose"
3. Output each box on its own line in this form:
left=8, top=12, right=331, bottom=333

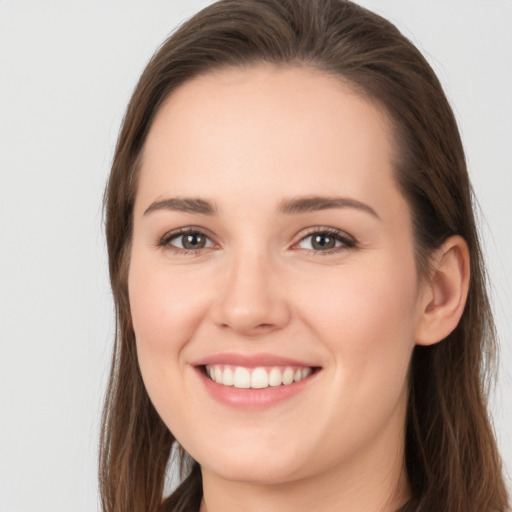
left=211, top=249, right=291, bottom=337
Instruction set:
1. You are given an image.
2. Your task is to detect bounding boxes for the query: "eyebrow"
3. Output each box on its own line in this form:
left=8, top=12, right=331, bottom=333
left=278, top=195, right=380, bottom=219
left=144, top=197, right=217, bottom=216
left=143, top=195, right=379, bottom=219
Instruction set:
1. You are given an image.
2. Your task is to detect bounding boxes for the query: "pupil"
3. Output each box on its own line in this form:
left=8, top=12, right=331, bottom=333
left=183, top=233, right=205, bottom=249
left=312, top=234, right=335, bottom=250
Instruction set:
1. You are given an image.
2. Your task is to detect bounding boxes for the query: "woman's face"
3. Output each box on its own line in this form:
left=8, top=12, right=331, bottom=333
left=129, top=66, right=425, bottom=486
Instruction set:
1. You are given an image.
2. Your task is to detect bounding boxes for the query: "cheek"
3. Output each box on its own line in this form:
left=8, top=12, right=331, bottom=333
left=128, top=256, right=208, bottom=354
left=127, top=249, right=214, bottom=413
left=320, top=251, right=417, bottom=335
left=301, top=256, right=419, bottom=390
left=290, top=258, right=419, bottom=460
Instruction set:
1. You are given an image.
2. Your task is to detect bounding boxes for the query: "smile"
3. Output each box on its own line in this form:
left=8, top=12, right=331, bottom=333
left=205, top=364, right=313, bottom=389
left=193, top=355, right=321, bottom=408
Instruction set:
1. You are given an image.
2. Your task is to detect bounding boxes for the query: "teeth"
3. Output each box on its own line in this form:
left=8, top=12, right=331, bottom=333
left=282, top=367, right=294, bottom=385
left=269, top=367, right=282, bottom=387
left=233, top=367, right=251, bottom=388
left=301, top=367, right=312, bottom=379
left=205, top=364, right=314, bottom=389
left=214, top=366, right=223, bottom=383
left=251, top=367, right=268, bottom=389
left=223, top=366, right=234, bottom=386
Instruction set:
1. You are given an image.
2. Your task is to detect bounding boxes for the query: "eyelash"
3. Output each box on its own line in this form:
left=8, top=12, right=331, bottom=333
left=157, top=226, right=357, bottom=256
left=157, top=227, right=215, bottom=256
left=294, top=226, right=357, bottom=256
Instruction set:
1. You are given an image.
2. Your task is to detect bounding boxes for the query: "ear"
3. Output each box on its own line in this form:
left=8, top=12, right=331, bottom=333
left=415, top=235, right=470, bottom=346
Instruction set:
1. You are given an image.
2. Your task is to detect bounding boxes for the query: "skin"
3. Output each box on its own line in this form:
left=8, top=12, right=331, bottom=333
left=128, top=65, right=469, bottom=512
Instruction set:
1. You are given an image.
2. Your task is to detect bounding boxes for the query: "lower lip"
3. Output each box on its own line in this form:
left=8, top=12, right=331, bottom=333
left=194, top=367, right=319, bottom=409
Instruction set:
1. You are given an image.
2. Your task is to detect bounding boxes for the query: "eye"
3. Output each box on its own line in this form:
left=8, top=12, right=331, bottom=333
left=295, top=228, right=356, bottom=254
left=158, top=228, right=215, bottom=253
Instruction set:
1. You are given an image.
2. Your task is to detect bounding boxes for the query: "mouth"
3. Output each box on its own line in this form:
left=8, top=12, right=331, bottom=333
left=201, top=364, right=317, bottom=389
left=192, top=353, right=321, bottom=408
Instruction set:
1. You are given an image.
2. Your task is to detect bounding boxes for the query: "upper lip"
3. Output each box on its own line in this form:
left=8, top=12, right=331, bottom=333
left=191, top=352, right=319, bottom=368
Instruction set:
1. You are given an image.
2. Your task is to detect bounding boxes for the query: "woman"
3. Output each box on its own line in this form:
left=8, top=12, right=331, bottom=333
left=100, top=0, right=510, bottom=511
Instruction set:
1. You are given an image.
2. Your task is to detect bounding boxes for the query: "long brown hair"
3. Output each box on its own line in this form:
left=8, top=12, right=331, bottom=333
left=100, top=1, right=509, bottom=511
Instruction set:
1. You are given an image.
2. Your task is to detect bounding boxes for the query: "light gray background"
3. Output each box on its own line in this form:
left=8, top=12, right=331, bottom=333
left=0, top=1, right=511, bottom=510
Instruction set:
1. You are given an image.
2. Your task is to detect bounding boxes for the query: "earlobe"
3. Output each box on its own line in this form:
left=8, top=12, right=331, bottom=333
left=415, top=235, right=470, bottom=346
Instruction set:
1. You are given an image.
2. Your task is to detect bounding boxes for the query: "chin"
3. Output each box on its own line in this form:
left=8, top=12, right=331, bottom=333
left=203, top=461, right=300, bottom=486
left=194, top=443, right=308, bottom=485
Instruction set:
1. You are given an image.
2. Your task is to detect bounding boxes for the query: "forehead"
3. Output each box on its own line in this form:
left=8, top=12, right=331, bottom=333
left=136, top=65, right=401, bottom=215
